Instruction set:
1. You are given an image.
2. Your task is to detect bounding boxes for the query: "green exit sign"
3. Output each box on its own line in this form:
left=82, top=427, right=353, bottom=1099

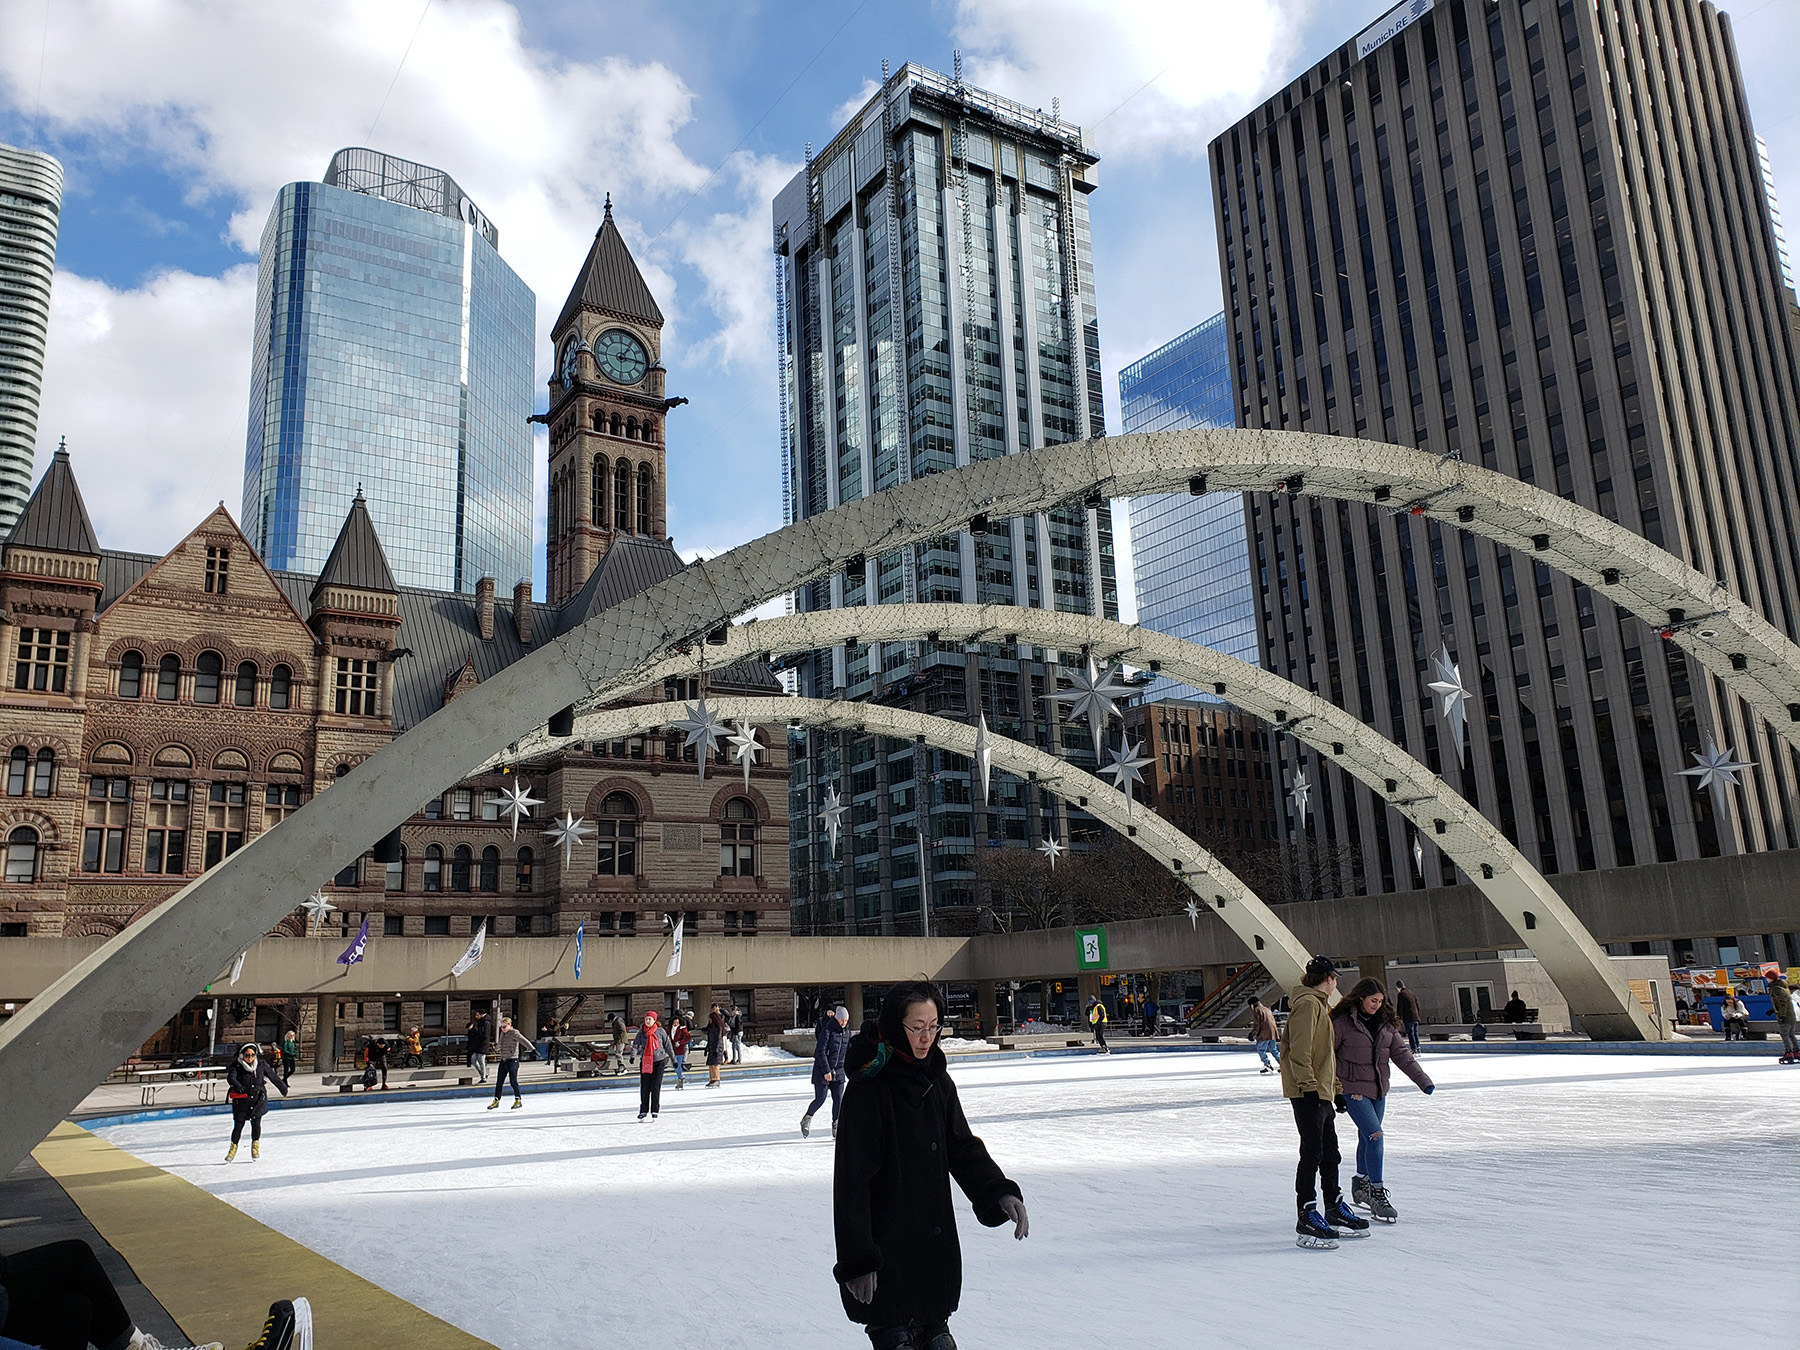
left=1075, top=926, right=1108, bottom=970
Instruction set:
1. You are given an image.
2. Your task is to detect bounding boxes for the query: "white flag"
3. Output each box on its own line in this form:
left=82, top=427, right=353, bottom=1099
left=664, top=915, right=684, bottom=978
left=229, top=950, right=248, bottom=985
left=452, top=921, right=488, bottom=977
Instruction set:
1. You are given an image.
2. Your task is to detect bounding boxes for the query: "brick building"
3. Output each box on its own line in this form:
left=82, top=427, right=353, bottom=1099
left=0, top=216, right=793, bottom=1062
left=1119, top=698, right=1282, bottom=861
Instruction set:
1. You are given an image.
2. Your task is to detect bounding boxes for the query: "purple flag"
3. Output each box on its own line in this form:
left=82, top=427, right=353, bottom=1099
left=337, top=917, right=368, bottom=967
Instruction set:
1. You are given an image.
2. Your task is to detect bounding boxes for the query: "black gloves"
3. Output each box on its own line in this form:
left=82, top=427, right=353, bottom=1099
left=1334, top=1093, right=1348, bottom=1113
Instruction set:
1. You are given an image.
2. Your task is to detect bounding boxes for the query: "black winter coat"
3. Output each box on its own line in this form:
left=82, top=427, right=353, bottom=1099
left=226, top=1055, right=288, bottom=1121
left=832, top=1043, right=1020, bottom=1327
left=466, top=1018, right=490, bottom=1054
left=704, top=1014, right=727, bottom=1065
left=813, top=1014, right=850, bottom=1083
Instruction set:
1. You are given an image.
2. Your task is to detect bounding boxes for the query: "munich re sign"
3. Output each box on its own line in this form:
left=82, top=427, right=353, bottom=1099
left=1356, top=0, right=1435, bottom=61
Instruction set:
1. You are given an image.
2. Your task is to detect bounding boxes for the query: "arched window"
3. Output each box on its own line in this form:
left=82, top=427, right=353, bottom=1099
left=385, top=846, right=406, bottom=892
left=194, top=652, right=222, bottom=705
left=4, top=826, right=38, bottom=883
left=591, top=408, right=606, bottom=433
left=234, top=661, right=258, bottom=707
left=595, top=791, right=638, bottom=876
left=451, top=844, right=472, bottom=892
left=118, top=651, right=143, bottom=699
left=6, top=747, right=25, bottom=796
left=479, top=845, right=499, bottom=893
left=423, top=844, right=443, bottom=893
left=270, top=665, right=292, bottom=710
left=625, top=416, right=639, bottom=440
left=515, top=846, right=534, bottom=893
left=610, top=411, right=622, bottom=436
left=641, top=417, right=656, bottom=444
left=615, top=460, right=632, bottom=534
left=722, top=796, right=757, bottom=876
left=637, top=464, right=652, bottom=535
left=33, top=747, right=53, bottom=798
left=156, top=654, right=181, bottom=701
left=592, top=454, right=608, bottom=526
left=547, top=475, right=560, bottom=544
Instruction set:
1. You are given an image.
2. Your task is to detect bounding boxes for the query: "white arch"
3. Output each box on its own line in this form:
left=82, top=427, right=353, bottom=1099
left=535, top=604, right=1660, bottom=1043
left=493, top=696, right=1312, bottom=991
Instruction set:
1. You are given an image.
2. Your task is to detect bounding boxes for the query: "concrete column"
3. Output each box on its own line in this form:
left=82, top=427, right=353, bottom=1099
left=976, top=980, right=998, bottom=1037
left=842, top=982, right=864, bottom=1025
left=1358, top=955, right=1389, bottom=989
left=692, top=986, right=715, bottom=1022
left=313, top=995, right=336, bottom=1073
left=1077, top=972, right=1101, bottom=1011
left=516, top=989, right=538, bottom=1039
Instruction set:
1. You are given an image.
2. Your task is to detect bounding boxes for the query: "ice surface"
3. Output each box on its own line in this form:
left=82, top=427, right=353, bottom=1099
left=94, top=1051, right=1798, bottom=1348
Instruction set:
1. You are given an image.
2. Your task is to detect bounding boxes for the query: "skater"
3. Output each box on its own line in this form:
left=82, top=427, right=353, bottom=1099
left=1087, top=998, right=1109, bottom=1052
left=466, top=1009, right=490, bottom=1083
left=363, top=1037, right=389, bottom=1091
left=1395, top=981, right=1421, bottom=1051
left=225, top=1042, right=288, bottom=1162
left=833, top=982, right=1028, bottom=1349
left=486, top=1015, right=529, bottom=1110
left=670, top=1012, right=692, bottom=1089
left=1281, top=956, right=1369, bottom=1248
left=1142, top=994, right=1160, bottom=1038
left=1249, top=995, right=1280, bottom=1073
left=1331, top=977, right=1434, bottom=1223
left=279, top=1028, right=297, bottom=1080
left=405, top=1025, right=423, bottom=1068
left=1721, top=991, right=1752, bottom=1040
left=704, top=1005, right=728, bottom=1086
left=729, top=1004, right=745, bottom=1063
left=802, top=1004, right=850, bottom=1138
left=631, top=1009, right=678, bottom=1119
left=1502, top=990, right=1530, bottom=1023
left=1769, top=976, right=1799, bottom=1059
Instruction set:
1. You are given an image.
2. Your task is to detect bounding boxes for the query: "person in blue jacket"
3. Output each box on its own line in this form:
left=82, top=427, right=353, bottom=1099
left=802, top=1003, right=851, bottom=1138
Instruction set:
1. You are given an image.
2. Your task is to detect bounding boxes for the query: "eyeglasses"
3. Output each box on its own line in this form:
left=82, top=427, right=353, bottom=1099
left=902, top=1021, right=942, bottom=1038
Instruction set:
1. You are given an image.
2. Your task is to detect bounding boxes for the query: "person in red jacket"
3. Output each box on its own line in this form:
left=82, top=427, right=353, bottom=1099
left=671, top=1012, right=693, bottom=1090
left=1330, top=977, right=1434, bottom=1223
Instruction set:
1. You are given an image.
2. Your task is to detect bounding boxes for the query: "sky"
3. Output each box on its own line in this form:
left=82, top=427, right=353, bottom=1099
left=1, top=0, right=1797, bottom=610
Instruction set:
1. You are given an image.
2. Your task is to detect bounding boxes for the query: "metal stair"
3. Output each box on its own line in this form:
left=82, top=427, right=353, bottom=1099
left=1186, top=963, right=1279, bottom=1033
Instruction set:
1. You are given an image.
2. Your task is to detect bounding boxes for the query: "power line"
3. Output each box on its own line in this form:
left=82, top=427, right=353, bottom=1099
left=367, top=0, right=434, bottom=143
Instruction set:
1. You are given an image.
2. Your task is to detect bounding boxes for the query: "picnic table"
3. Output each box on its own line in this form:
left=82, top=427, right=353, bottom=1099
left=137, top=1065, right=225, bottom=1106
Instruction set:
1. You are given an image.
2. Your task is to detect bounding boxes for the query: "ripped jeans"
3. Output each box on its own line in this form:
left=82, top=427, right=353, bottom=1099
left=1343, top=1092, right=1387, bottom=1184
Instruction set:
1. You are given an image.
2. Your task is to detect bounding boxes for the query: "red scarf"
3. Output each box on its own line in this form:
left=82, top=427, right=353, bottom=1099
left=640, top=1015, right=658, bottom=1074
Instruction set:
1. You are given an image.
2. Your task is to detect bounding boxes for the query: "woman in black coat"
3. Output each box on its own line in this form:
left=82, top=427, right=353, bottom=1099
left=225, top=1041, right=288, bottom=1162
left=833, top=982, right=1028, bottom=1350
left=704, top=1006, right=728, bottom=1086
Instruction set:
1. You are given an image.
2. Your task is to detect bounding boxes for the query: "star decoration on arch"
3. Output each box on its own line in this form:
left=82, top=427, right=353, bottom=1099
left=1679, top=734, right=1755, bottom=815
left=1048, top=655, right=1132, bottom=762
left=544, top=811, right=592, bottom=866
left=299, top=891, right=336, bottom=936
left=671, top=699, right=729, bottom=782
left=819, top=785, right=847, bottom=855
left=727, top=720, right=762, bottom=791
left=1288, top=767, right=1313, bottom=824
left=1102, top=735, right=1154, bottom=813
left=1426, top=643, right=1472, bottom=768
left=1184, top=896, right=1201, bottom=930
left=1412, top=834, right=1425, bottom=879
left=1038, top=834, right=1065, bottom=869
left=974, top=713, right=994, bottom=803
left=500, top=778, right=542, bottom=840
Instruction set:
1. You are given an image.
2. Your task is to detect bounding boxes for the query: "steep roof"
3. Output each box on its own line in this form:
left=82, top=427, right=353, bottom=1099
left=552, top=532, right=686, bottom=638
left=310, top=490, right=397, bottom=600
left=553, top=198, right=664, bottom=335
left=7, top=442, right=98, bottom=555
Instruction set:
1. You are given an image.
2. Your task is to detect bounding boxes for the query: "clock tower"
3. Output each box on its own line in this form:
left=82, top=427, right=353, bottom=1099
left=542, top=197, right=681, bottom=605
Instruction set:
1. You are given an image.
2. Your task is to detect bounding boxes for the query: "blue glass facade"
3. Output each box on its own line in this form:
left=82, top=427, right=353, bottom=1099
left=1120, top=312, right=1255, bottom=700
left=243, top=169, right=534, bottom=592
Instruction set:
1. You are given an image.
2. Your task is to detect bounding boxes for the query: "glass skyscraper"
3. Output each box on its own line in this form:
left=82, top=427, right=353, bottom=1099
left=0, top=143, right=61, bottom=535
left=242, top=148, right=534, bottom=593
left=773, top=63, right=1115, bottom=937
left=1120, top=311, right=1255, bottom=701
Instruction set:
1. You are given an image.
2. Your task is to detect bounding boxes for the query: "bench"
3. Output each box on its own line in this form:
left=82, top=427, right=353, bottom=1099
left=137, top=1066, right=224, bottom=1106
left=1426, top=1022, right=1547, bottom=1041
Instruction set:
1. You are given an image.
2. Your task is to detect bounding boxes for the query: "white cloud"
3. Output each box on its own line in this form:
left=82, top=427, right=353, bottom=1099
left=954, top=0, right=1323, bottom=159
left=668, top=151, right=801, bottom=372
left=828, top=78, right=880, bottom=137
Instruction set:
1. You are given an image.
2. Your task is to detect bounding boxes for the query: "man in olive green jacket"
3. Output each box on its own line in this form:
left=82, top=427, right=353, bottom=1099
left=1281, top=956, right=1369, bottom=1245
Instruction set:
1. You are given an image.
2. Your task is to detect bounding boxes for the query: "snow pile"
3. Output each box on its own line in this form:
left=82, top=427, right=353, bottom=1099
left=737, top=1045, right=798, bottom=1063
left=95, top=1051, right=1798, bottom=1347
left=938, top=1037, right=992, bottom=1052
left=1009, top=1020, right=1077, bottom=1036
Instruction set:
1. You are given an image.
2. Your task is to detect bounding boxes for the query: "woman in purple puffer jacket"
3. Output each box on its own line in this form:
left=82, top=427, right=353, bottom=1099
left=1330, top=977, right=1433, bottom=1225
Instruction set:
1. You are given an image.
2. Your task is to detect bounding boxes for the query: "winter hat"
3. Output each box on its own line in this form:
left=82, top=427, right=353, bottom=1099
left=833, top=1004, right=849, bottom=1020
left=644, top=1010, right=658, bottom=1026
left=1303, top=955, right=1339, bottom=986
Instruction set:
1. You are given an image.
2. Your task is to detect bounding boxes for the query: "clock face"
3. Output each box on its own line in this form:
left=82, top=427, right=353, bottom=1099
left=558, top=340, right=582, bottom=390
left=593, top=328, right=649, bottom=385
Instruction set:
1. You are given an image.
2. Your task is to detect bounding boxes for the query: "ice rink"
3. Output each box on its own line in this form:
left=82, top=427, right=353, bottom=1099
left=95, top=1049, right=1798, bottom=1348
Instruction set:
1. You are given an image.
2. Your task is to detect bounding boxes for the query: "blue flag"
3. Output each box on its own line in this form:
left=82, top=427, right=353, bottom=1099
left=337, top=917, right=368, bottom=967
left=573, top=920, right=584, bottom=982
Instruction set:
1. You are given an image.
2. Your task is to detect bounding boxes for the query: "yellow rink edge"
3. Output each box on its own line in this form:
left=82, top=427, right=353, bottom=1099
left=31, top=1121, right=496, bottom=1350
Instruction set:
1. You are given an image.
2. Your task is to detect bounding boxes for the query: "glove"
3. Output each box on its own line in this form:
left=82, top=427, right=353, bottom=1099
left=999, top=1194, right=1029, bottom=1240
left=1334, top=1094, right=1348, bottom=1113
left=844, top=1272, right=878, bottom=1304
left=1423, top=1084, right=1435, bottom=1095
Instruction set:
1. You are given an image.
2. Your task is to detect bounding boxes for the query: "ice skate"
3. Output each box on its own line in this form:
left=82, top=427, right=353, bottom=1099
left=1295, top=1206, right=1339, bottom=1249
left=1325, top=1196, right=1371, bottom=1236
left=637, top=1110, right=647, bottom=1121
left=487, top=1098, right=500, bottom=1110
left=240, top=1294, right=313, bottom=1350
left=651, top=1112, right=658, bottom=1119
left=510, top=1097, right=523, bottom=1109
left=224, top=1143, right=237, bottom=1162
left=126, top=1330, right=223, bottom=1350
left=1351, top=1174, right=1369, bottom=1208
left=1365, top=1185, right=1399, bottom=1223
left=251, top=1141, right=260, bottom=1160
left=800, top=1112, right=813, bottom=1138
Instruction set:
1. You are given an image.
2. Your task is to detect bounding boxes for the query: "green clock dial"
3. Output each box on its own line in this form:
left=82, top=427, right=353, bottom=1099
left=594, top=328, right=649, bottom=385
left=558, top=340, right=582, bottom=390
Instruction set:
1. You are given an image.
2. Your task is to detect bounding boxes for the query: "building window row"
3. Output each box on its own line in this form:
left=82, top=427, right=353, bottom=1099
left=590, top=410, right=657, bottom=442
left=117, top=651, right=293, bottom=709
left=415, top=844, right=536, bottom=894
left=6, top=746, right=55, bottom=798
left=13, top=628, right=71, bottom=693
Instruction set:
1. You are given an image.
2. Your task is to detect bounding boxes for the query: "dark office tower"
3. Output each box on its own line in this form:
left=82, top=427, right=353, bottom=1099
left=773, top=62, right=1116, bottom=936
left=1211, top=0, right=1800, bottom=898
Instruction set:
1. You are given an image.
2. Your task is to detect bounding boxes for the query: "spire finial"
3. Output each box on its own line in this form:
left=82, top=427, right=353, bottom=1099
left=604, top=192, right=613, bottom=218
left=354, top=483, right=365, bottom=502
left=55, top=435, right=68, bottom=462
